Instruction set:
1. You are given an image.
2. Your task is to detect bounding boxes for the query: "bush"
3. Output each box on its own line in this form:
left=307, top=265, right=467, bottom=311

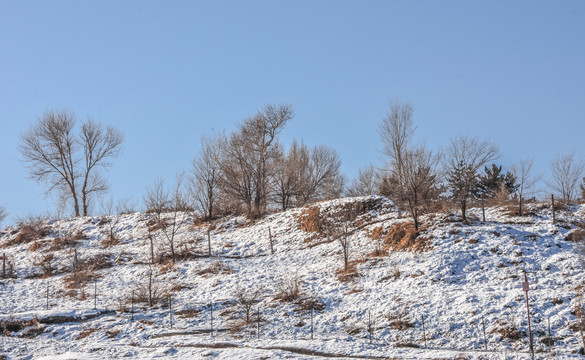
left=275, top=274, right=303, bottom=302
left=3, top=216, right=50, bottom=247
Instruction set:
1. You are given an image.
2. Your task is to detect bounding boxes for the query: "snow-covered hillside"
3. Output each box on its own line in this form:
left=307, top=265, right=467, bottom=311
left=1, top=196, right=585, bottom=359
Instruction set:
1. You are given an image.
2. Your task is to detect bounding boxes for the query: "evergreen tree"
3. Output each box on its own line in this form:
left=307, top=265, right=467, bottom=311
left=477, top=164, right=518, bottom=199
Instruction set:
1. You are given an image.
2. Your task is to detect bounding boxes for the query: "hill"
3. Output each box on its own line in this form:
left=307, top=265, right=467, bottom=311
left=1, top=196, right=585, bottom=359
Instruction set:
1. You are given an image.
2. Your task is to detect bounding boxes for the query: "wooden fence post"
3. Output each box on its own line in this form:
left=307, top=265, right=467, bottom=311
left=551, top=194, right=556, bottom=223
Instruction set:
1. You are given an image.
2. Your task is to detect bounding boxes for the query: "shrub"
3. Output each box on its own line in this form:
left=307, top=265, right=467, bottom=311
left=275, top=274, right=303, bottom=302
left=34, top=253, right=55, bottom=277
left=4, top=216, right=49, bottom=247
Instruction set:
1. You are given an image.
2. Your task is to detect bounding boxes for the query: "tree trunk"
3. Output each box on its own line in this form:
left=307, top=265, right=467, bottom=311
left=461, top=200, right=467, bottom=221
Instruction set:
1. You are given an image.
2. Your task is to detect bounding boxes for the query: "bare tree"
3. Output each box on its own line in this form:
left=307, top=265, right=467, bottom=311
left=444, top=136, right=499, bottom=221
left=297, top=145, right=343, bottom=204
left=99, top=197, right=129, bottom=246
left=511, top=159, right=540, bottom=215
left=241, top=104, right=293, bottom=218
left=190, top=135, right=221, bottom=220
left=273, top=140, right=303, bottom=211
left=219, top=131, right=255, bottom=213
left=324, top=204, right=358, bottom=272
left=401, top=146, right=441, bottom=230
left=548, top=152, right=585, bottom=205
left=220, top=104, right=293, bottom=217
left=233, top=285, right=262, bottom=325
left=379, top=100, right=416, bottom=214
left=581, top=177, right=585, bottom=203
left=346, top=164, right=379, bottom=197
left=19, top=110, right=123, bottom=217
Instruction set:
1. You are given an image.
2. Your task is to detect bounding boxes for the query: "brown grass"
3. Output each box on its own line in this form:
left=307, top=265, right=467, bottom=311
left=76, top=327, right=98, bottom=340
left=565, top=229, right=585, bottom=242
left=336, top=262, right=360, bottom=282
left=298, top=207, right=321, bottom=233
left=1, top=318, right=43, bottom=337
left=383, top=222, right=430, bottom=252
left=3, top=223, right=50, bottom=248
left=198, top=260, right=233, bottom=276
left=491, top=321, right=523, bottom=341
left=49, top=236, right=78, bottom=251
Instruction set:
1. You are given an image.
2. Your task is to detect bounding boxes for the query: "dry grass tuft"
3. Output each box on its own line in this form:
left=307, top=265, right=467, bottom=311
left=383, top=222, right=430, bottom=252
left=198, top=260, right=233, bottom=277
left=298, top=207, right=321, bottom=233
left=76, top=327, right=98, bottom=340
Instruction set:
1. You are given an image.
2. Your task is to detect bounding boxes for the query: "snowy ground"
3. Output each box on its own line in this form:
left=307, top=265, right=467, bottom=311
left=1, top=196, right=585, bottom=359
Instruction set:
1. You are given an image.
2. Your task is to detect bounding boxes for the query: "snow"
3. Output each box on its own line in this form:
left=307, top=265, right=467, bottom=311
left=1, top=196, right=584, bottom=359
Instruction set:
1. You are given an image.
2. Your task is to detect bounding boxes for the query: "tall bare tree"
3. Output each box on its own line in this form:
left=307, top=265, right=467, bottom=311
left=19, top=110, right=123, bottom=217
left=511, top=159, right=540, bottom=215
left=242, top=104, right=293, bottom=218
left=444, top=136, right=499, bottom=221
left=220, top=104, right=293, bottom=217
left=190, top=135, right=222, bottom=220
left=79, top=119, right=123, bottom=216
left=549, top=152, right=585, bottom=204
left=379, top=100, right=415, bottom=214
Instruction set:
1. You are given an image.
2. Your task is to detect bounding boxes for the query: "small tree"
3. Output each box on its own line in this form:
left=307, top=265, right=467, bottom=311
left=233, top=286, right=262, bottom=325
left=511, top=159, right=540, bottom=215
left=144, top=176, right=189, bottom=263
left=444, top=136, right=499, bottom=221
left=477, top=164, right=518, bottom=201
left=549, top=152, right=585, bottom=205
left=401, top=146, right=441, bottom=230
left=581, top=177, right=585, bottom=203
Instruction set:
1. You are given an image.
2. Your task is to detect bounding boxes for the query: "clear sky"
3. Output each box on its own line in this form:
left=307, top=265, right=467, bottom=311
left=1, top=1, right=584, bottom=222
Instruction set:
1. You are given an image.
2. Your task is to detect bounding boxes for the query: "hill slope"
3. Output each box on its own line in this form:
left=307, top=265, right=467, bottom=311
left=1, top=196, right=585, bottom=359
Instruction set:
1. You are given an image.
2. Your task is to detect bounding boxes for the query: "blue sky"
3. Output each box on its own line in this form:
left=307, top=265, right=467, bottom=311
left=1, top=1, right=584, bottom=222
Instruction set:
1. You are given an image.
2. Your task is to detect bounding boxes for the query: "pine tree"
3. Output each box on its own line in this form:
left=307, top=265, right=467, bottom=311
left=477, top=164, right=518, bottom=199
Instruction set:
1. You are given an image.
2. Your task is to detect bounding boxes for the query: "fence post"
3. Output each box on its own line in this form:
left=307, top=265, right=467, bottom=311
left=482, top=315, right=488, bottom=351
left=548, top=317, right=552, bottom=352
left=268, top=228, right=274, bottom=255
left=368, top=310, right=372, bottom=344
left=257, top=306, right=260, bottom=339
left=310, top=306, right=314, bottom=340
left=169, top=295, right=173, bottom=329
left=2, top=253, right=5, bottom=278
left=131, top=290, right=134, bottom=322
left=94, top=280, right=97, bottom=310
left=481, top=196, right=486, bottom=222
left=422, top=315, right=427, bottom=348
left=207, top=229, right=211, bottom=257
left=210, top=301, right=214, bottom=337
left=73, top=249, right=78, bottom=279
left=551, top=194, right=556, bottom=223
left=46, top=280, right=49, bottom=310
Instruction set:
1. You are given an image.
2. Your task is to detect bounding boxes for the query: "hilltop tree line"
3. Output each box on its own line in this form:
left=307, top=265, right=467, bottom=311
left=2, top=104, right=585, bottom=227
